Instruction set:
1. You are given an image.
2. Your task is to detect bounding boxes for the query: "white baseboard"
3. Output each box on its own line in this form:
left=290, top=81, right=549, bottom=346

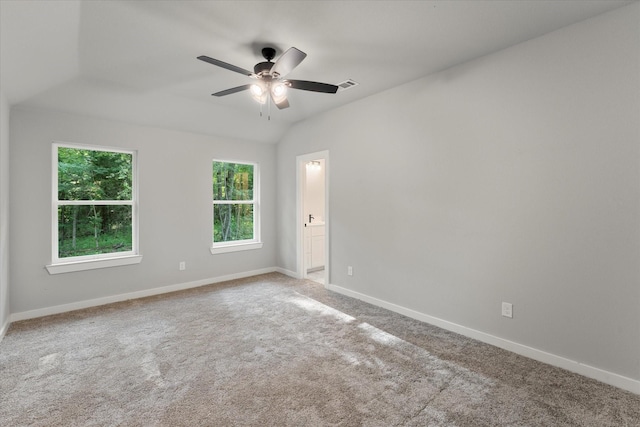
left=326, top=283, right=640, bottom=395
left=275, top=267, right=300, bottom=279
left=0, top=318, right=9, bottom=342
left=9, top=267, right=277, bottom=323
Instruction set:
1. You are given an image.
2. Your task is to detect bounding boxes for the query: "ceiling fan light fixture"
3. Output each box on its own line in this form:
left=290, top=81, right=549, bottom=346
left=271, top=82, right=287, bottom=103
left=250, top=83, right=267, bottom=104
left=250, top=83, right=263, bottom=96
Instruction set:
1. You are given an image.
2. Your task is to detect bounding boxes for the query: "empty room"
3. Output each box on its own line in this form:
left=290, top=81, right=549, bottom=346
left=1, top=1, right=639, bottom=425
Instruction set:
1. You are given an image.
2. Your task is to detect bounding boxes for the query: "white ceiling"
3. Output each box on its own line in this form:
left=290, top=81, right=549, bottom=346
left=0, top=0, right=633, bottom=143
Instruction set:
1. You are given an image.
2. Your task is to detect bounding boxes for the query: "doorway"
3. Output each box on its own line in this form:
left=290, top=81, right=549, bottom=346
left=297, top=151, right=329, bottom=285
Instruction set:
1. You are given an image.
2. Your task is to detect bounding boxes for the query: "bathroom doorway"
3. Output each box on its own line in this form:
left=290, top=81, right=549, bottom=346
left=297, top=151, right=329, bottom=285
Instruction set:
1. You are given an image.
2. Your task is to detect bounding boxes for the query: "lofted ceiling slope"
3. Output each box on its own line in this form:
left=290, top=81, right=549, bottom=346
left=0, top=0, right=634, bottom=143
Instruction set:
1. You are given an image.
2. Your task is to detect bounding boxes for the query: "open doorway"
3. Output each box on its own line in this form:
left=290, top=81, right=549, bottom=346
left=297, top=151, right=329, bottom=285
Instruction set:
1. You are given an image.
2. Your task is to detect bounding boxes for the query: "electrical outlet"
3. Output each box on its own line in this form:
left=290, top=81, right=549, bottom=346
left=347, top=266, right=353, bottom=276
left=501, top=302, right=513, bottom=318
left=179, top=261, right=186, bottom=271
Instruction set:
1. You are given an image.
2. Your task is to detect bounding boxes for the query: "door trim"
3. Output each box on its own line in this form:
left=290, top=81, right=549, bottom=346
left=296, top=150, right=329, bottom=285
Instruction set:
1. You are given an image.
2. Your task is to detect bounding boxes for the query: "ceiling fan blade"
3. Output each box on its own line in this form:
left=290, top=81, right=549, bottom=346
left=197, top=55, right=253, bottom=76
left=288, top=80, right=339, bottom=94
left=270, top=47, right=307, bottom=78
left=212, top=84, right=252, bottom=97
left=274, top=97, right=290, bottom=110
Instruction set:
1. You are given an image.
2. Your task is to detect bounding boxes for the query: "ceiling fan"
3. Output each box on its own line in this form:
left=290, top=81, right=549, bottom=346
left=197, top=47, right=339, bottom=112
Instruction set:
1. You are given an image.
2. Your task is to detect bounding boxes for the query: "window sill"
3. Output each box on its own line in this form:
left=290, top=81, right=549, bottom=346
left=210, top=242, right=263, bottom=255
left=45, top=255, right=143, bottom=275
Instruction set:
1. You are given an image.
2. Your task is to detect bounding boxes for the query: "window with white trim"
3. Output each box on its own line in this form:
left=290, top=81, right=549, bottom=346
left=211, top=160, right=262, bottom=254
left=47, top=143, right=140, bottom=273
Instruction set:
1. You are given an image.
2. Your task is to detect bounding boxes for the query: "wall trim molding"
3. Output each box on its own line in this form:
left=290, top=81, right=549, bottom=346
left=326, top=283, right=640, bottom=395
left=0, top=318, right=9, bottom=343
left=9, top=267, right=277, bottom=323
left=275, top=267, right=299, bottom=278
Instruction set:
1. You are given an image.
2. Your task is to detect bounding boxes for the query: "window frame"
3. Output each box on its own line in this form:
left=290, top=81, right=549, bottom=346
left=46, top=142, right=141, bottom=274
left=210, top=159, right=263, bottom=255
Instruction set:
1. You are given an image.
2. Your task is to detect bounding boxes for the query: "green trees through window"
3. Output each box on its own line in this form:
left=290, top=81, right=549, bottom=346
left=56, top=145, right=135, bottom=259
left=213, top=161, right=256, bottom=244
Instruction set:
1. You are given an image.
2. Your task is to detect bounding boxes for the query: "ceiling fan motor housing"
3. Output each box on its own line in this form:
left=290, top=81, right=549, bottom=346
left=254, top=47, right=277, bottom=75
left=254, top=61, right=274, bottom=75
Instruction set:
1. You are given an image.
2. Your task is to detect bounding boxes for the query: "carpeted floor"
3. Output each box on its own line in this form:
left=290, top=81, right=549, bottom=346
left=1, top=273, right=638, bottom=426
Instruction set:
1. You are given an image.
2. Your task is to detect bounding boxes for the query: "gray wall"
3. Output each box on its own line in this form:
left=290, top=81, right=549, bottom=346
left=0, top=92, right=9, bottom=333
left=10, top=108, right=277, bottom=314
left=277, top=4, right=639, bottom=381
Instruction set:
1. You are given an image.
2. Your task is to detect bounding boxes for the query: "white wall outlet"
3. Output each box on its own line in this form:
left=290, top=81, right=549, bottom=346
left=502, top=302, right=513, bottom=318
left=179, top=261, right=186, bottom=271
left=347, top=266, right=353, bottom=276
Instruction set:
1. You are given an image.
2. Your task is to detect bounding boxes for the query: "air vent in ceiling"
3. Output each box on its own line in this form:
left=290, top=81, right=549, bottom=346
left=337, top=79, right=359, bottom=91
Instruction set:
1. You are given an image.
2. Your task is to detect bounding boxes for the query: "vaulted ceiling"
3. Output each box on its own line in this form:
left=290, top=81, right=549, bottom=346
left=0, top=0, right=632, bottom=143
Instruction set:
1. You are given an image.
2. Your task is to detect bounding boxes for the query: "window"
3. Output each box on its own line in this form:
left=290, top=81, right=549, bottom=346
left=46, top=143, right=141, bottom=274
left=211, top=160, right=262, bottom=254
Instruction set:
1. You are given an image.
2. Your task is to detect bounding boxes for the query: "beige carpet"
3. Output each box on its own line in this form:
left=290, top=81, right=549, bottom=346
left=1, top=273, right=638, bottom=426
